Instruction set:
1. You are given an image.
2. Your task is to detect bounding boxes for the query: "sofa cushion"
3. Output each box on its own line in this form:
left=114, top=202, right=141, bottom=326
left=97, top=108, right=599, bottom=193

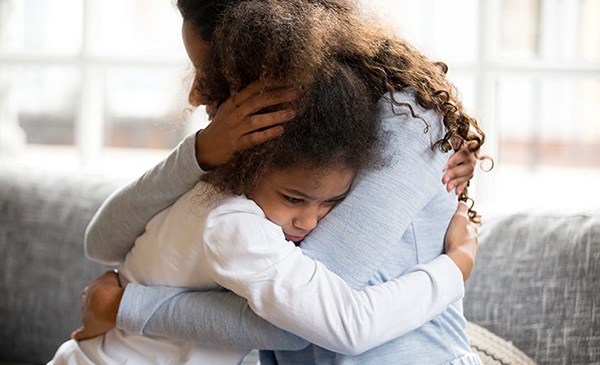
left=464, top=212, right=600, bottom=365
left=466, top=321, right=536, bottom=365
left=0, top=167, right=124, bottom=364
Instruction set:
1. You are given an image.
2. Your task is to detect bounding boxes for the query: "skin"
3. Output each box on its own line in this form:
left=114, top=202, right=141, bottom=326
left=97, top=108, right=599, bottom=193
left=71, top=19, right=480, bottom=341
left=250, top=166, right=355, bottom=243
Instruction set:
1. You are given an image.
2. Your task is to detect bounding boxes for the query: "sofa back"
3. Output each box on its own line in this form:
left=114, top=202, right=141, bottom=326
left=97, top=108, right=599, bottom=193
left=464, top=212, right=600, bottom=365
left=1, top=167, right=598, bottom=364
left=0, top=167, right=124, bottom=364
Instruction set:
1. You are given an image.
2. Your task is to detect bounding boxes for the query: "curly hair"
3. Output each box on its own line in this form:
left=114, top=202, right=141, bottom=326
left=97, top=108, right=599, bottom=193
left=201, top=62, right=383, bottom=195
left=178, top=0, right=487, bottom=221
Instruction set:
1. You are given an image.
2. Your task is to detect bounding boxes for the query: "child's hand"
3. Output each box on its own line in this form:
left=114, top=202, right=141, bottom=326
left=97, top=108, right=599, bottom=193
left=195, top=79, right=298, bottom=170
left=442, top=145, right=477, bottom=196
left=444, top=202, right=479, bottom=281
left=71, top=270, right=124, bottom=342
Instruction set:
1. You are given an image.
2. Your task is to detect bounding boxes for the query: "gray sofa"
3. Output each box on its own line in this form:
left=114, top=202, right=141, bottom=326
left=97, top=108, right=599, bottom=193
left=0, top=166, right=598, bottom=364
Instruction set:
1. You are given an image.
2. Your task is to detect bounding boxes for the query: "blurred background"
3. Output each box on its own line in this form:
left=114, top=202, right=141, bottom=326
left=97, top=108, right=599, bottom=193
left=0, top=0, right=598, bottom=217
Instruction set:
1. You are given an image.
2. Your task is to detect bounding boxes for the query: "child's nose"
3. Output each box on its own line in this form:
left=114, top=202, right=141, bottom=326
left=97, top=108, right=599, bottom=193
left=294, top=210, right=319, bottom=232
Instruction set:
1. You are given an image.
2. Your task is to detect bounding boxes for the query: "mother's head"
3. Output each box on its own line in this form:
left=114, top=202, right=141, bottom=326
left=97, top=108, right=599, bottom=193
left=178, top=0, right=483, bottom=152
left=178, top=0, right=364, bottom=110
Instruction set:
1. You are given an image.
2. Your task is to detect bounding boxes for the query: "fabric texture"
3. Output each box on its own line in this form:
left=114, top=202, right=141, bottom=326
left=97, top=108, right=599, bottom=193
left=464, top=212, right=600, bottom=365
left=465, top=322, right=537, bottom=365
left=0, top=166, right=123, bottom=364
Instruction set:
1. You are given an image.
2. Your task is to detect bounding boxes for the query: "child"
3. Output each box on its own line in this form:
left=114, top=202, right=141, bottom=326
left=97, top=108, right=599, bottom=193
left=50, top=62, right=475, bottom=364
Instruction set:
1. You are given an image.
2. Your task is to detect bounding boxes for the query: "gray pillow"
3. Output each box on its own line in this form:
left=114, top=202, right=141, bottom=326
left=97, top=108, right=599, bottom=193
left=464, top=213, right=600, bottom=365
left=467, top=321, right=536, bottom=365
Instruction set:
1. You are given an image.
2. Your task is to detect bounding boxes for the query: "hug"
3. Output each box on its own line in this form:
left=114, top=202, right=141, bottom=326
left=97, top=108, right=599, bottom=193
left=51, top=0, right=483, bottom=364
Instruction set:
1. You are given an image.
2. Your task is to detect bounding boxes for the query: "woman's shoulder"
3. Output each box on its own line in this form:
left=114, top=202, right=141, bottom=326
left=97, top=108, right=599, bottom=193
left=377, top=87, right=431, bottom=117
left=377, top=87, right=445, bottom=137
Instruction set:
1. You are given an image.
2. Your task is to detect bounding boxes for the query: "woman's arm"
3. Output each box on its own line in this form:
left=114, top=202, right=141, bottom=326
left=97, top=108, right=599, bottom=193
left=84, top=132, right=205, bottom=265
left=82, top=201, right=475, bottom=352
left=84, top=80, right=297, bottom=265
left=119, top=286, right=311, bottom=351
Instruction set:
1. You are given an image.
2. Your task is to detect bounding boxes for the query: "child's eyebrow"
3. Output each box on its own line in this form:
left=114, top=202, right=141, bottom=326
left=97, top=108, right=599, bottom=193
left=327, top=192, right=349, bottom=201
left=283, top=189, right=350, bottom=202
left=283, top=189, right=313, bottom=200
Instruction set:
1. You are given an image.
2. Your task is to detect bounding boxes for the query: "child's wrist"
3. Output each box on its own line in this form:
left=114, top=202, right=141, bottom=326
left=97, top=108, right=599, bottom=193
left=447, top=247, right=474, bottom=282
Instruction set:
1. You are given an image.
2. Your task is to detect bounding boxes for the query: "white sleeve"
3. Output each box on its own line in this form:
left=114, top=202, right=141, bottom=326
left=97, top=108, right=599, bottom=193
left=203, top=198, right=465, bottom=356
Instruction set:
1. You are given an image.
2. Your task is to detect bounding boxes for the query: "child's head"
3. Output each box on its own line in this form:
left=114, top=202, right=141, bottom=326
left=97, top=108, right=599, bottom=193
left=202, top=62, right=383, bottom=242
left=249, top=165, right=355, bottom=243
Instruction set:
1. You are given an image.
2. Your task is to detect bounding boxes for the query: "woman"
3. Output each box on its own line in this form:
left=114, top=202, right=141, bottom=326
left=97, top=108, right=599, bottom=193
left=75, top=0, right=482, bottom=364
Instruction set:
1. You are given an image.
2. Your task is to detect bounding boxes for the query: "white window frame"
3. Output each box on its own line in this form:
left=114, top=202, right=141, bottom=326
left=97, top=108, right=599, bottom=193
left=1, top=0, right=599, bottom=186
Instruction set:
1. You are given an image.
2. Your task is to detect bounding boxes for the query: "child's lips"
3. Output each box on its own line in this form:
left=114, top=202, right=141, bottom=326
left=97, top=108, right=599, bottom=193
left=284, top=233, right=306, bottom=242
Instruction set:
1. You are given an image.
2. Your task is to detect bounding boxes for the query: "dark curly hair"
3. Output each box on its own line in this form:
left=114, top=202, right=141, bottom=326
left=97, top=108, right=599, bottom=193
left=201, top=62, right=383, bottom=195
left=177, top=0, right=488, bottom=221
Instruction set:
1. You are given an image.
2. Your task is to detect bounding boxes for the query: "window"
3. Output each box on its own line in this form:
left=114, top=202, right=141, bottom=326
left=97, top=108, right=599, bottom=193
left=0, top=0, right=203, bottom=175
left=1, top=0, right=599, bottom=213
left=368, top=0, right=600, bottom=214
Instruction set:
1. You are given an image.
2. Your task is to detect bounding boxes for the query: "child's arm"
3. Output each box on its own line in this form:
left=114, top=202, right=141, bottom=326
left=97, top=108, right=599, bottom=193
left=113, top=201, right=474, bottom=353
left=195, top=196, right=464, bottom=355
left=84, top=132, right=205, bottom=265
left=117, top=254, right=461, bottom=354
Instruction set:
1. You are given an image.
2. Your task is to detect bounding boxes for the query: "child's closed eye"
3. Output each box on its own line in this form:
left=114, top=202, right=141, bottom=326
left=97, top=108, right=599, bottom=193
left=325, top=196, right=347, bottom=205
left=283, top=195, right=304, bottom=204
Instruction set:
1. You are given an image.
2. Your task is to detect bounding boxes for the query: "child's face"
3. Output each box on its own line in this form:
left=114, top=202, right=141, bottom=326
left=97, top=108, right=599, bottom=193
left=249, top=166, right=356, bottom=243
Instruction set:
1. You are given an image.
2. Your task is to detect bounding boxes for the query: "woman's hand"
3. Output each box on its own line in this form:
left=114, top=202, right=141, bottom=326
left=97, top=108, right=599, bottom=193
left=444, top=202, right=479, bottom=281
left=195, top=80, right=298, bottom=170
left=71, top=270, right=124, bottom=342
left=442, top=145, right=477, bottom=195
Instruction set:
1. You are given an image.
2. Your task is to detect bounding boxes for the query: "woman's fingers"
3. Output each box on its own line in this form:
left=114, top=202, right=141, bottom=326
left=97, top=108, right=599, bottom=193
left=235, top=87, right=297, bottom=119
left=445, top=148, right=473, bottom=171
left=230, top=79, right=290, bottom=108
left=193, top=79, right=296, bottom=169
left=239, top=125, right=285, bottom=150
left=243, top=109, right=296, bottom=134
